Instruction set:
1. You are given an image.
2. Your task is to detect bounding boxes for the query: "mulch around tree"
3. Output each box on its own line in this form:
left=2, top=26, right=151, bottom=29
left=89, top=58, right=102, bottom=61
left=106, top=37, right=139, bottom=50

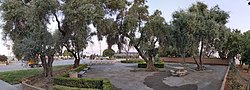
left=144, top=72, right=198, bottom=90
left=30, top=66, right=73, bottom=89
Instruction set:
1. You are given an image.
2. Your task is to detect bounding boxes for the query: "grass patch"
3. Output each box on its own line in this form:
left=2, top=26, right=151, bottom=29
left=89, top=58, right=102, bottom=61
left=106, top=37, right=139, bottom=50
left=0, top=65, right=71, bottom=85
left=0, top=69, right=42, bottom=84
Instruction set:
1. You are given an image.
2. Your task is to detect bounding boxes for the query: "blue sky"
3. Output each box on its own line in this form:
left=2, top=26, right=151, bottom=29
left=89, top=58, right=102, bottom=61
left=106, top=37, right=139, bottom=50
left=1, top=0, right=250, bottom=56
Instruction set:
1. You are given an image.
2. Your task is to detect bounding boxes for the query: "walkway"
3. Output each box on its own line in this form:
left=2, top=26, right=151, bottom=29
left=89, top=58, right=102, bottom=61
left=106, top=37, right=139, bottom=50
left=0, top=80, right=18, bottom=90
left=84, top=63, right=227, bottom=90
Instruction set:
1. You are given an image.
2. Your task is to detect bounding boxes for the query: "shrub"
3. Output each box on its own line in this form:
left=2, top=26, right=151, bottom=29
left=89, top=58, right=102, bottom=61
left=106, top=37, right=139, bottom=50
left=0, top=55, right=8, bottom=62
left=120, top=60, right=144, bottom=63
left=90, top=54, right=96, bottom=60
left=53, top=85, right=98, bottom=90
left=138, top=62, right=164, bottom=68
left=103, top=49, right=115, bottom=58
left=53, top=77, right=103, bottom=89
left=53, top=77, right=113, bottom=90
left=102, top=79, right=114, bottom=90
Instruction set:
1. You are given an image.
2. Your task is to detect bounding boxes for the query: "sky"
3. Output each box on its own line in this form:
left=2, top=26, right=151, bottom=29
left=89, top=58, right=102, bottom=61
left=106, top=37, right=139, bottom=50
left=0, top=0, right=250, bottom=56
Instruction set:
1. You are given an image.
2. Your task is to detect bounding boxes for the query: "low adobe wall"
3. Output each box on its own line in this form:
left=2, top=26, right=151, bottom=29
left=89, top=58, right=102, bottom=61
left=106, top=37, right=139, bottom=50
left=160, top=57, right=229, bottom=66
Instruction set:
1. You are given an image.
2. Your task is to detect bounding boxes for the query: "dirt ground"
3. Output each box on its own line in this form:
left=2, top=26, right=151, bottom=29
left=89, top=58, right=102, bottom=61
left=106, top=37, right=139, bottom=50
left=30, top=66, right=73, bottom=88
left=224, top=65, right=250, bottom=90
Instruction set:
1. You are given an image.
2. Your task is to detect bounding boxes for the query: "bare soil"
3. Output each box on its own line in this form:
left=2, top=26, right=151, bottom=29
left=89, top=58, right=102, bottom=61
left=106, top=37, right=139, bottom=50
left=224, top=65, right=249, bottom=90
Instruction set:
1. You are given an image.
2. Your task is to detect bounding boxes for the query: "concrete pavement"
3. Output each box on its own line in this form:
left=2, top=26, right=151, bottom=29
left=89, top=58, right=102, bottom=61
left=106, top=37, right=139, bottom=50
left=0, top=80, right=18, bottom=90
left=0, top=59, right=122, bottom=72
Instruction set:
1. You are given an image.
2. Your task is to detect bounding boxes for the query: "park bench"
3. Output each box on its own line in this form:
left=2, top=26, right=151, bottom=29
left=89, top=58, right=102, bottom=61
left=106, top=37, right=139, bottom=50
left=78, top=71, right=86, bottom=78
left=78, top=66, right=91, bottom=77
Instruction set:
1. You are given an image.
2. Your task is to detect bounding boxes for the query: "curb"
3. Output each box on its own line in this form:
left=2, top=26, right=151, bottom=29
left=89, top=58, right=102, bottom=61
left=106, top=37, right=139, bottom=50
left=22, top=81, right=45, bottom=90
left=220, top=66, right=230, bottom=90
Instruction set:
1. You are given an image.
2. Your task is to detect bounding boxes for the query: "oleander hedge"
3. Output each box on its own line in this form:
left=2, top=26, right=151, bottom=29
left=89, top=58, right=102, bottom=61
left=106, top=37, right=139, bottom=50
left=138, top=62, right=164, bottom=68
left=120, top=60, right=144, bottom=63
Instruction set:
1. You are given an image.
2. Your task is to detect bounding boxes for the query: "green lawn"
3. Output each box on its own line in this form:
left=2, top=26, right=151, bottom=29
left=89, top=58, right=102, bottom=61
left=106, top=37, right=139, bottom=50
left=0, top=65, right=71, bottom=85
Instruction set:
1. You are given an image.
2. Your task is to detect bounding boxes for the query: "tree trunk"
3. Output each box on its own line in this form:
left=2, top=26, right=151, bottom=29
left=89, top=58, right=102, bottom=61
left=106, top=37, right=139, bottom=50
left=193, top=56, right=200, bottom=69
left=40, top=55, right=48, bottom=77
left=108, top=45, right=112, bottom=50
left=73, top=57, right=80, bottom=68
left=73, top=51, right=81, bottom=68
left=240, top=60, right=243, bottom=67
left=40, top=55, right=53, bottom=90
left=247, top=65, right=250, bottom=73
left=134, top=46, right=157, bottom=71
left=46, top=55, right=54, bottom=90
left=146, top=57, right=157, bottom=71
left=147, top=60, right=157, bottom=71
left=182, top=54, right=186, bottom=63
left=199, top=39, right=204, bottom=70
left=125, top=50, right=129, bottom=61
left=68, top=50, right=80, bottom=68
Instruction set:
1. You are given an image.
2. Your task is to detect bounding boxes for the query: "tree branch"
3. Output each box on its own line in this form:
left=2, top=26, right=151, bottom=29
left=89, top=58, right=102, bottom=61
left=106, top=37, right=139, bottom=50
left=52, top=12, right=65, bottom=36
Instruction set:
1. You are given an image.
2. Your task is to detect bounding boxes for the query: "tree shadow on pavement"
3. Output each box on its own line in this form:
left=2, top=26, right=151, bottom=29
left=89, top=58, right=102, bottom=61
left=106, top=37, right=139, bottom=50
left=144, top=72, right=198, bottom=90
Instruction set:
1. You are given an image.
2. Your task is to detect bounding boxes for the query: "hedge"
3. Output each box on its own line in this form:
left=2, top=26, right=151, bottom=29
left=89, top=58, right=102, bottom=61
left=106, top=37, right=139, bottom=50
left=138, top=62, right=164, bottom=68
left=53, top=77, right=113, bottom=90
left=53, top=85, right=99, bottom=90
left=0, top=55, right=7, bottom=62
left=120, top=60, right=144, bottom=63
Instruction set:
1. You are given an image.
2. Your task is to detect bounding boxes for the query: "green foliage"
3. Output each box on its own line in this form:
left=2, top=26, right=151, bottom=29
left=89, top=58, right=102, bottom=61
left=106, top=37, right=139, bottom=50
left=89, top=54, right=96, bottom=60
left=53, top=77, right=113, bottom=90
left=102, top=78, right=114, bottom=90
left=53, top=77, right=103, bottom=89
left=0, top=55, right=8, bottom=62
left=63, top=50, right=72, bottom=57
left=54, top=64, right=113, bottom=90
left=138, top=63, right=164, bottom=68
left=241, top=31, right=250, bottom=65
left=169, top=2, right=230, bottom=59
left=229, top=70, right=243, bottom=90
left=53, top=85, right=98, bottom=90
left=120, top=60, right=144, bottom=63
left=102, top=49, right=115, bottom=58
